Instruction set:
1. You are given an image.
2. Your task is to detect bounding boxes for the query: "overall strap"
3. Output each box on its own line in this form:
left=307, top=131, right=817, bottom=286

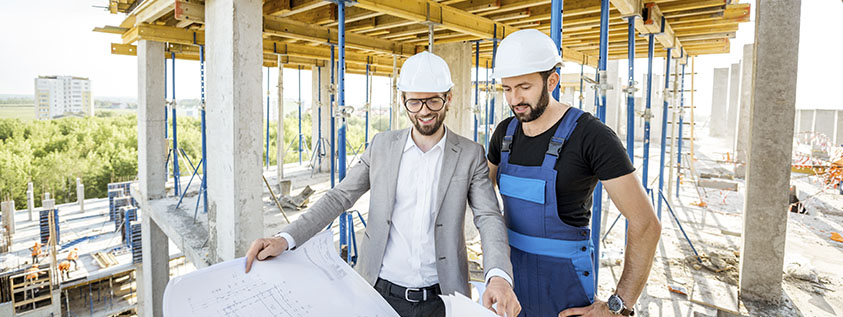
left=500, top=117, right=519, bottom=166
left=541, top=107, right=584, bottom=170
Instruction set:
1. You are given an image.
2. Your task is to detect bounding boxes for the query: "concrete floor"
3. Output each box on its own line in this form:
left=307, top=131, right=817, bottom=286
left=596, top=121, right=843, bottom=316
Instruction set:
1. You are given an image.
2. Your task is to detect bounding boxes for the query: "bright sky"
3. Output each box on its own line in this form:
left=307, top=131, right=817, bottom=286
left=0, top=1, right=841, bottom=116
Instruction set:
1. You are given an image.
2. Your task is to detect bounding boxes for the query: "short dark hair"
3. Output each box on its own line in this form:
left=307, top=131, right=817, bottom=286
left=539, top=67, right=559, bottom=84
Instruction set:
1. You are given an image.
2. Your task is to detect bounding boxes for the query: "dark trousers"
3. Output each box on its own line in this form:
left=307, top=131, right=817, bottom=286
left=374, top=278, right=445, bottom=317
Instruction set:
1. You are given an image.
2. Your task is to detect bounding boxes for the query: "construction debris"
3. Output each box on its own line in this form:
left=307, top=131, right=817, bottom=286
left=689, top=275, right=741, bottom=316
left=279, top=185, right=315, bottom=211
left=831, top=232, right=843, bottom=243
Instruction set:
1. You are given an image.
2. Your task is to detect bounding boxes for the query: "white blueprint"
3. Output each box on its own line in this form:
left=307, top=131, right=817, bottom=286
left=163, top=230, right=399, bottom=317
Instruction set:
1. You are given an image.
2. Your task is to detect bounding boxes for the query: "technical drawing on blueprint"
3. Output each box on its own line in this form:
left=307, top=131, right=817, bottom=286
left=163, top=230, right=398, bottom=316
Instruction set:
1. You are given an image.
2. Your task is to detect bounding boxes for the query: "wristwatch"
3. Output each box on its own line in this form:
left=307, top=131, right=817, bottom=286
left=607, top=294, right=634, bottom=316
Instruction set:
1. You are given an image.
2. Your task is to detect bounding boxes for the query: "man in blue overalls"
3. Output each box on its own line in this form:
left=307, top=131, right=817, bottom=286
left=486, top=29, right=662, bottom=316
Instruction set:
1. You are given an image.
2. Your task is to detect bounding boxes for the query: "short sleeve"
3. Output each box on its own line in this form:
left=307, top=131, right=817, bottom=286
left=581, top=120, right=635, bottom=181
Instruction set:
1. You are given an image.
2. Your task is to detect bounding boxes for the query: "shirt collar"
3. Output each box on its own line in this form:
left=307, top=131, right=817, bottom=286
left=404, top=127, right=448, bottom=153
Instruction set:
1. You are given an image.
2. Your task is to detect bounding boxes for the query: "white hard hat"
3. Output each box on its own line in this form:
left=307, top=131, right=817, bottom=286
left=398, top=51, right=454, bottom=93
left=492, top=29, right=563, bottom=80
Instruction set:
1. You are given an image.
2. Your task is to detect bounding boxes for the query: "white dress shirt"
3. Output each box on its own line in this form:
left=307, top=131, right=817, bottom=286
left=280, top=128, right=512, bottom=288
left=378, top=128, right=448, bottom=287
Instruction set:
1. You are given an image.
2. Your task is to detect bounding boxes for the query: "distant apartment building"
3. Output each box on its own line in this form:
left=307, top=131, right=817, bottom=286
left=34, top=76, right=93, bottom=120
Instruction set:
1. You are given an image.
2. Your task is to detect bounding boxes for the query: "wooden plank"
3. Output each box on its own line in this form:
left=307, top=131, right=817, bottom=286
left=135, top=0, right=176, bottom=24
left=263, top=0, right=291, bottom=16
left=689, top=275, right=740, bottom=315
left=174, top=0, right=204, bottom=25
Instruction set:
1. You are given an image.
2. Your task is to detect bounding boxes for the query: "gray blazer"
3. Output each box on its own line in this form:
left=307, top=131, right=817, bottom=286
left=281, top=127, right=512, bottom=296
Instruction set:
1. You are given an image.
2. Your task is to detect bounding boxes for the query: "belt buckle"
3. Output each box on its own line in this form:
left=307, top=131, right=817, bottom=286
left=404, top=288, right=426, bottom=303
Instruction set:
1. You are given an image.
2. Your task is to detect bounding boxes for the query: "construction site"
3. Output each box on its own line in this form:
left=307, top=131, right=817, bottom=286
left=1, top=0, right=841, bottom=316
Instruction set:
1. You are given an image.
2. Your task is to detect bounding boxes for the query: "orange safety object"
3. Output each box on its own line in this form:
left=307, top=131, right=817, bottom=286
left=58, top=261, right=71, bottom=272
left=31, top=242, right=41, bottom=257
left=68, top=248, right=78, bottom=261
left=25, top=266, right=38, bottom=280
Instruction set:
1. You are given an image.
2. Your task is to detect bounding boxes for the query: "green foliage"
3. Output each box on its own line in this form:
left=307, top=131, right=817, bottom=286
left=0, top=109, right=402, bottom=209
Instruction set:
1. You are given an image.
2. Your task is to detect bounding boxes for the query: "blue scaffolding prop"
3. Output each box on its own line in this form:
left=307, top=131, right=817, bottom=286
left=579, top=64, right=584, bottom=109
left=474, top=41, right=479, bottom=143
left=589, top=0, right=610, bottom=292
left=266, top=67, right=271, bottom=169
left=623, top=15, right=637, bottom=242
left=330, top=46, right=337, bottom=188
left=191, top=43, right=208, bottom=221
left=550, top=0, right=563, bottom=100
left=484, top=60, right=490, bottom=151
left=642, top=33, right=655, bottom=189
left=488, top=27, right=498, bottom=155
left=365, top=59, right=370, bottom=148
left=657, top=46, right=673, bottom=220
left=676, top=60, right=686, bottom=198
left=171, top=53, right=181, bottom=197
left=298, top=65, right=304, bottom=165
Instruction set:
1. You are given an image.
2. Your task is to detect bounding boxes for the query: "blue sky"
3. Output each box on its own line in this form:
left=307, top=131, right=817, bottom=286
left=0, top=0, right=840, bottom=115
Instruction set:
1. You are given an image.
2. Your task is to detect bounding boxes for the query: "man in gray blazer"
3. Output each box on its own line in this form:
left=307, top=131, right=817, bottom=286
left=245, top=51, right=520, bottom=317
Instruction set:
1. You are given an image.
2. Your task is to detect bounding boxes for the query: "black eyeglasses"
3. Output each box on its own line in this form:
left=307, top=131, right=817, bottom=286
left=404, top=96, right=446, bottom=113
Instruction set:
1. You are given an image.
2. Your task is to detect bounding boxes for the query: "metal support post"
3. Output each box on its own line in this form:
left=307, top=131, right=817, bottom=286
left=590, top=0, right=610, bottom=292
left=266, top=67, right=271, bottom=169
left=474, top=41, right=480, bottom=143
left=676, top=62, right=686, bottom=198
left=488, top=27, right=498, bottom=154
left=365, top=60, right=370, bottom=148
left=550, top=0, right=563, bottom=99
left=171, top=52, right=181, bottom=196
left=642, top=34, right=655, bottom=189
left=579, top=63, right=584, bottom=109
left=298, top=65, right=303, bottom=165
left=330, top=46, right=336, bottom=188
left=657, top=47, right=673, bottom=220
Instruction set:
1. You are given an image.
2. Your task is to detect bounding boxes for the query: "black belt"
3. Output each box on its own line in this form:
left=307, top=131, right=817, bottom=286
left=375, top=278, right=441, bottom=303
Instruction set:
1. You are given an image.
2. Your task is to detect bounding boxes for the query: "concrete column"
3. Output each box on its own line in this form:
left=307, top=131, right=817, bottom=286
left=76, top=178, right=84, bottom=212
left=739, top=0, right=801, bottom=303
left=27, top=182, right=34, bottom=221
left=140, top=213, right=168, bottom=316
left=835, top=111, right=843, bottom=145
left=709, top=68, right=729, bottom=137
left=137, top=40, right=167, bottom=202
left=277, top=61, right=285, bottom=180
left=562, top=87, right=575, bottom=106
left=206, top=0, right=264, bottom=261
left=726, top=62, right=741, bottom=147
left=797, top=109, right=813, bottom=133
left=605, top=60, right=622, bottom=136
left=390, top=56, right=400, bottom=130
left=0, top=201, right=13, bottom=235
left=311, top=65, right=331, bottom=172
left=438, top=42, right=472, bottom=138
left=584, top=84, right=596, bottom=116
left=735, top=44, right=754, bottom=163
left=814, top=110, right=835, bottom=139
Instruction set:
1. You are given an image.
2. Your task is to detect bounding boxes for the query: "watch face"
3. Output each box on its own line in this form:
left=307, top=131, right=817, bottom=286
left=608, top=295, right=623, bottom=312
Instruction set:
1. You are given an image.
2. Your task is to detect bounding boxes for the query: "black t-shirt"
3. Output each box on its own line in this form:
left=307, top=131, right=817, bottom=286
left=487, top=110, right=635, bottom=227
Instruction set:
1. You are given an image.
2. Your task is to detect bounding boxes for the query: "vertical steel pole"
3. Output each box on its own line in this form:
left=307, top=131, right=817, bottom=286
left=550, top=0, right=563, bottom=99
left=488, top=27, right=498, bottom=154
left=579, top=63, right=584, bottom=109
left=266, top=67, right=271, bottom=169
left=200, top=45, right=208, bottom=214
left=624, top=16, right=636, bottom=241
left=171, top=53, right=180, bottom=196
left=338, top=4, right=347, bottom=182
left=330, top=46, right=336, bottom=188
left=337, top=0, right=349, bottom=262
left=365, top=60, right=370, bottom=148
left=474, top=41, right=480, bottom=143
left=298, top=66, right=303, bottom=165
left=590, top=0, right=610, bottom=292
left=657, top=48, right=673, bottom=220
left=676, top=62, right=686, bottom=198
left=318, top=66, right=323, bottom=169
left=484, top=60, right=490, bottom=151
left=643, top=34, right=655, bottom=189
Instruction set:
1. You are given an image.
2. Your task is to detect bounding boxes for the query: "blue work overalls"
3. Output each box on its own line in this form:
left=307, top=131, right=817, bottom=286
left=496, top=107, right=594, bottom=316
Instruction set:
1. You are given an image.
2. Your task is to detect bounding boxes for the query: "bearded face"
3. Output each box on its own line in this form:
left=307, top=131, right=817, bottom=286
left=403, top=92, right=449, bottom=136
